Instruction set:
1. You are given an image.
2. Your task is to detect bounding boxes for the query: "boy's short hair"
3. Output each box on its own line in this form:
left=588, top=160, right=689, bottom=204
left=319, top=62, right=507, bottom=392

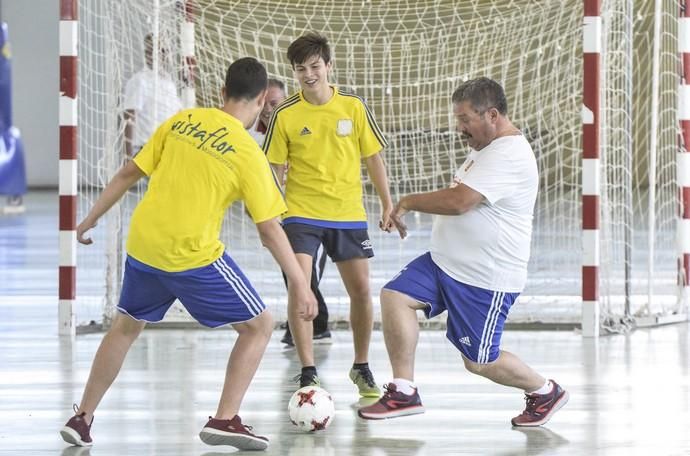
left=224, top=57, right=268, bottom=101
left=287, top=32, right=331, bottom=67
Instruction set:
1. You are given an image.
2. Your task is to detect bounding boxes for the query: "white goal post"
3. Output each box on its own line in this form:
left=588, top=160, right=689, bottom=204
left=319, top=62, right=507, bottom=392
left=59, top=0, right=689, bottom=336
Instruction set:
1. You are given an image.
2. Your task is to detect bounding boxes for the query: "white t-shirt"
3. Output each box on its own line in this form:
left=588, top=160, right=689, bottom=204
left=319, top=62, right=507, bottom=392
left=247, top=119, right=266, bottom=146
left=430, top=134, right=538, bottom=292
left=123, top=68, right=182, bottom=148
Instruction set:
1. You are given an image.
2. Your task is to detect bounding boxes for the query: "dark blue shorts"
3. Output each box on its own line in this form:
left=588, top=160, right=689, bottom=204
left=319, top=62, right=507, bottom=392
left=283, top=223, right=374, bottom=262
left=118, top=253, right=266, bottom=328
left=383, top=252, right=518, bottom=363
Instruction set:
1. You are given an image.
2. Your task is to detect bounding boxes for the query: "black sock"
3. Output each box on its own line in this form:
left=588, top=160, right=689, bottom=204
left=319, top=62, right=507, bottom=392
left=302, top=366, right=317, bottom=375
left=352, top=362, right=369, bottom=371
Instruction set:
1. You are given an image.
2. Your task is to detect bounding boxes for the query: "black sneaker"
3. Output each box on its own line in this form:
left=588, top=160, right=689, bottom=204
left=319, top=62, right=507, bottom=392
left=292, top=371, right=321, bottom=388
left=281, top=330, right=294, bottom=347
left=282, top=329, right=332, bottom=347
left=313, top=329, right=332, bottom=345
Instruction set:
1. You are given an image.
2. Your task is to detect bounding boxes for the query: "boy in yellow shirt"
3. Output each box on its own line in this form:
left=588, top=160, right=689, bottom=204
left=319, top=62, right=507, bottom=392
left=60, top=58, right=315, bottom=452
left=264, top=32, right=398, bottom=397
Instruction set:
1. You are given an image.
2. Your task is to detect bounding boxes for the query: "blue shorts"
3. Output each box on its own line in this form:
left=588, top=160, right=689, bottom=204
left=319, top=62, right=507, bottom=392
left=383, top=252, right=518, bottom=363
left=118, top=253, right=266, bottom=328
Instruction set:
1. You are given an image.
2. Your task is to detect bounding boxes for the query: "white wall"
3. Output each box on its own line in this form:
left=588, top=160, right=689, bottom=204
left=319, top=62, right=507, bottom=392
left=1, top=0, right=59, bottom=187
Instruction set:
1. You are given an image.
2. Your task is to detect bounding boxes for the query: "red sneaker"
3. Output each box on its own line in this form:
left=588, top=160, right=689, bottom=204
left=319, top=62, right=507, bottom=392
left=511, top=380, right=569, bottom=427
left=199, top=415, right=269, bottom=450
left=60, top=404, right=93, bottom=447
left=357, top=383, right=425, bottom=420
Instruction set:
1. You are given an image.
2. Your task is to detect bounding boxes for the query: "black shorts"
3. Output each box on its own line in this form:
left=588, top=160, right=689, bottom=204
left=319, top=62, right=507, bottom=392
left=283, top=223, right=374, bottom=262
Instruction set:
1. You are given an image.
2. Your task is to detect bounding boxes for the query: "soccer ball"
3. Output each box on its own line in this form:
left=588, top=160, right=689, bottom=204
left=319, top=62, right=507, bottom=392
left=288, top=386, right=335, bottom=432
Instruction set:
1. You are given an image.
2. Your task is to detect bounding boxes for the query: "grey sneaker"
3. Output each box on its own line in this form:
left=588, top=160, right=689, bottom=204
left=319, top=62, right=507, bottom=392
left=199, top=415, right=268, bottom=450
left=349, top=365, right=381, bottom=398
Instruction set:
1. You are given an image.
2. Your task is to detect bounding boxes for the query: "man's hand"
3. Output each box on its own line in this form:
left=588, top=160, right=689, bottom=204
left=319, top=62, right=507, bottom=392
left=76, top=218, right=97, bottom=245
left=390, top=198, right=409, bottom=239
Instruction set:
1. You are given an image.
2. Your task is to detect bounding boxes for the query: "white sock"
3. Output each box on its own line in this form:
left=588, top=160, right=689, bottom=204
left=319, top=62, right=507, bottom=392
left=392, top=378, right=416, bottom=395
left=530, top=380, right=552, bottom=395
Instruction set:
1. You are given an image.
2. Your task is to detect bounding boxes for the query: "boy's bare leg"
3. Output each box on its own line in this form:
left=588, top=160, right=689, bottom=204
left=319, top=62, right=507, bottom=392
left=336, top=258, right=373, bottom=364
left=77, top=313, right=146, bottom=422
left=215, top=310, right=274, bottom=418
left=289, top=253, right=315, bottom=367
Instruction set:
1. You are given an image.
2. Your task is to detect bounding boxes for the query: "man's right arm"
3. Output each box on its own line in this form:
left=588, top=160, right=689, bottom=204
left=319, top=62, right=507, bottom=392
left=124, top=109, right=136, bottom=159
left=255, top=217, right=317, bottom=320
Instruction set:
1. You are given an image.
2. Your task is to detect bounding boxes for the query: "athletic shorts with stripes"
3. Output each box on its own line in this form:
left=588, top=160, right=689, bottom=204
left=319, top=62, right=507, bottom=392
left=117, top=253, right=265, bottom=327
left=383, top=252, right=519, bottom=364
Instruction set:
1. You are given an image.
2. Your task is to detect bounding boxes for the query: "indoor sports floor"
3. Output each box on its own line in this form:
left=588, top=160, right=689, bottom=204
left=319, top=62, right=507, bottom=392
left=1, top=192, right=689, bottom=456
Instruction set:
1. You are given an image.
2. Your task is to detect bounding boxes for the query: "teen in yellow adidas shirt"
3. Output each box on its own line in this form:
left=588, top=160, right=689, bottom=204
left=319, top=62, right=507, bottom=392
left=60, top=58, right=316, bottom=452
left=263, top=32, right=401, bottom=398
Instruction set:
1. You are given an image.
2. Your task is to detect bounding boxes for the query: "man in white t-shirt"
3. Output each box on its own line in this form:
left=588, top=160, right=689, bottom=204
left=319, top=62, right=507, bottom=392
left=247, top=78, right=286, bottom=147
left=123, top=33, right=182, bottom=159
left=358, top=78, right=568, bottom=427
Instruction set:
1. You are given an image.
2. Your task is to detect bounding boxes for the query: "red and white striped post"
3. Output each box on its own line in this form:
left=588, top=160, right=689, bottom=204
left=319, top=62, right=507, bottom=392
left=181, top=0, right=196, bottom=108
left=582, top=0, right=601, bottom=337
left=679, top=1, right=690, bottom=308
left=59, top=0, right=78, bottom=336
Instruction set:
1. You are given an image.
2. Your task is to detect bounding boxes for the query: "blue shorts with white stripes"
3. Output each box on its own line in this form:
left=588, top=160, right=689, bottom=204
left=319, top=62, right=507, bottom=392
left=383, top=252, right=519, bottom=363
left=118, top=253, right=266, bottom=328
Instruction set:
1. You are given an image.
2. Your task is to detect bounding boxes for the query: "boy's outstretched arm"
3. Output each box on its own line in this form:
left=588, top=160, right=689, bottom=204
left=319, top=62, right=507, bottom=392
left=76, top=161, right=145, bottom=245
left=255, top=217, right=317, bottom=321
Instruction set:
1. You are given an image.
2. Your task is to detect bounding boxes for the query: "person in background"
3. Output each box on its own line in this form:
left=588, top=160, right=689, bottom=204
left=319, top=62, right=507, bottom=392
left=248, top=77, right=333, bottom=348
left=123, top=33, right=182, bottom=159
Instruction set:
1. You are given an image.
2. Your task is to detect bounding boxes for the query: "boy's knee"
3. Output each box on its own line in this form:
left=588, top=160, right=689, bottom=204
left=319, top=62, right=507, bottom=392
left=237, top=310, right=273, bottom=338
left=349, top=288, right=371, bottom=305
left=110, top=313, right=145, bottom=340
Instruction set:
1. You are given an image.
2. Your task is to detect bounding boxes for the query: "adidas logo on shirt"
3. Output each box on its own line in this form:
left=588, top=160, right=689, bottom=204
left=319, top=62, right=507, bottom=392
left=300, top=126, right=312, bottom=136
left=458, top=336, right=471, bottom=346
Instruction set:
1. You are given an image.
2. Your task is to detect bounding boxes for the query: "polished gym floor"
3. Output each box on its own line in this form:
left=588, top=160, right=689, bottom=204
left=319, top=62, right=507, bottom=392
left=1, top=192, right=689, bottom=456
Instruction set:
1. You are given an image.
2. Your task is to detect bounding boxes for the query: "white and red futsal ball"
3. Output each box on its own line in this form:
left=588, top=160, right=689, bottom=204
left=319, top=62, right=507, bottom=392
left=288, top=386, right=335, bottom=432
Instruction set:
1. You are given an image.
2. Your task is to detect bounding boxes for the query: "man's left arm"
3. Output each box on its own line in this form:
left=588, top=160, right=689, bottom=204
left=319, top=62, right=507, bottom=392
left=391, top=184, right=484, bottom=239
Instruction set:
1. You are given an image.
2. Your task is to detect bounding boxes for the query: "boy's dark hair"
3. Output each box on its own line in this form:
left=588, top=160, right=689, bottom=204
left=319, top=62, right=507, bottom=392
left=451, top=77, right=508, bottom=115
left=287, top=32, right=331, bottom=67
left=224, top=57, right=268, bottom=101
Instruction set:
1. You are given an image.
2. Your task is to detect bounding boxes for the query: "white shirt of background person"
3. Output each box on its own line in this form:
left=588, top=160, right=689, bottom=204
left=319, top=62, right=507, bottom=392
left=123, top=33, right=182, bottom=157
left=247, top=79, right=287, bottom=147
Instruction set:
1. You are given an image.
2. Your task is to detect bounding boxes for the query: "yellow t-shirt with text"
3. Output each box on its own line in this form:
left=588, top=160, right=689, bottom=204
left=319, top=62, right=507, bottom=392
left=128, top=107, right=286, bottom=272
left=263, top=87, right=387, bottom=226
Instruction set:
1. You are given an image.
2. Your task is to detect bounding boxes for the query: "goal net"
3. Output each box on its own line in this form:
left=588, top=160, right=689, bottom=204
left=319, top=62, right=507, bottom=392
left=75, top=0, right=686, bottom=332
